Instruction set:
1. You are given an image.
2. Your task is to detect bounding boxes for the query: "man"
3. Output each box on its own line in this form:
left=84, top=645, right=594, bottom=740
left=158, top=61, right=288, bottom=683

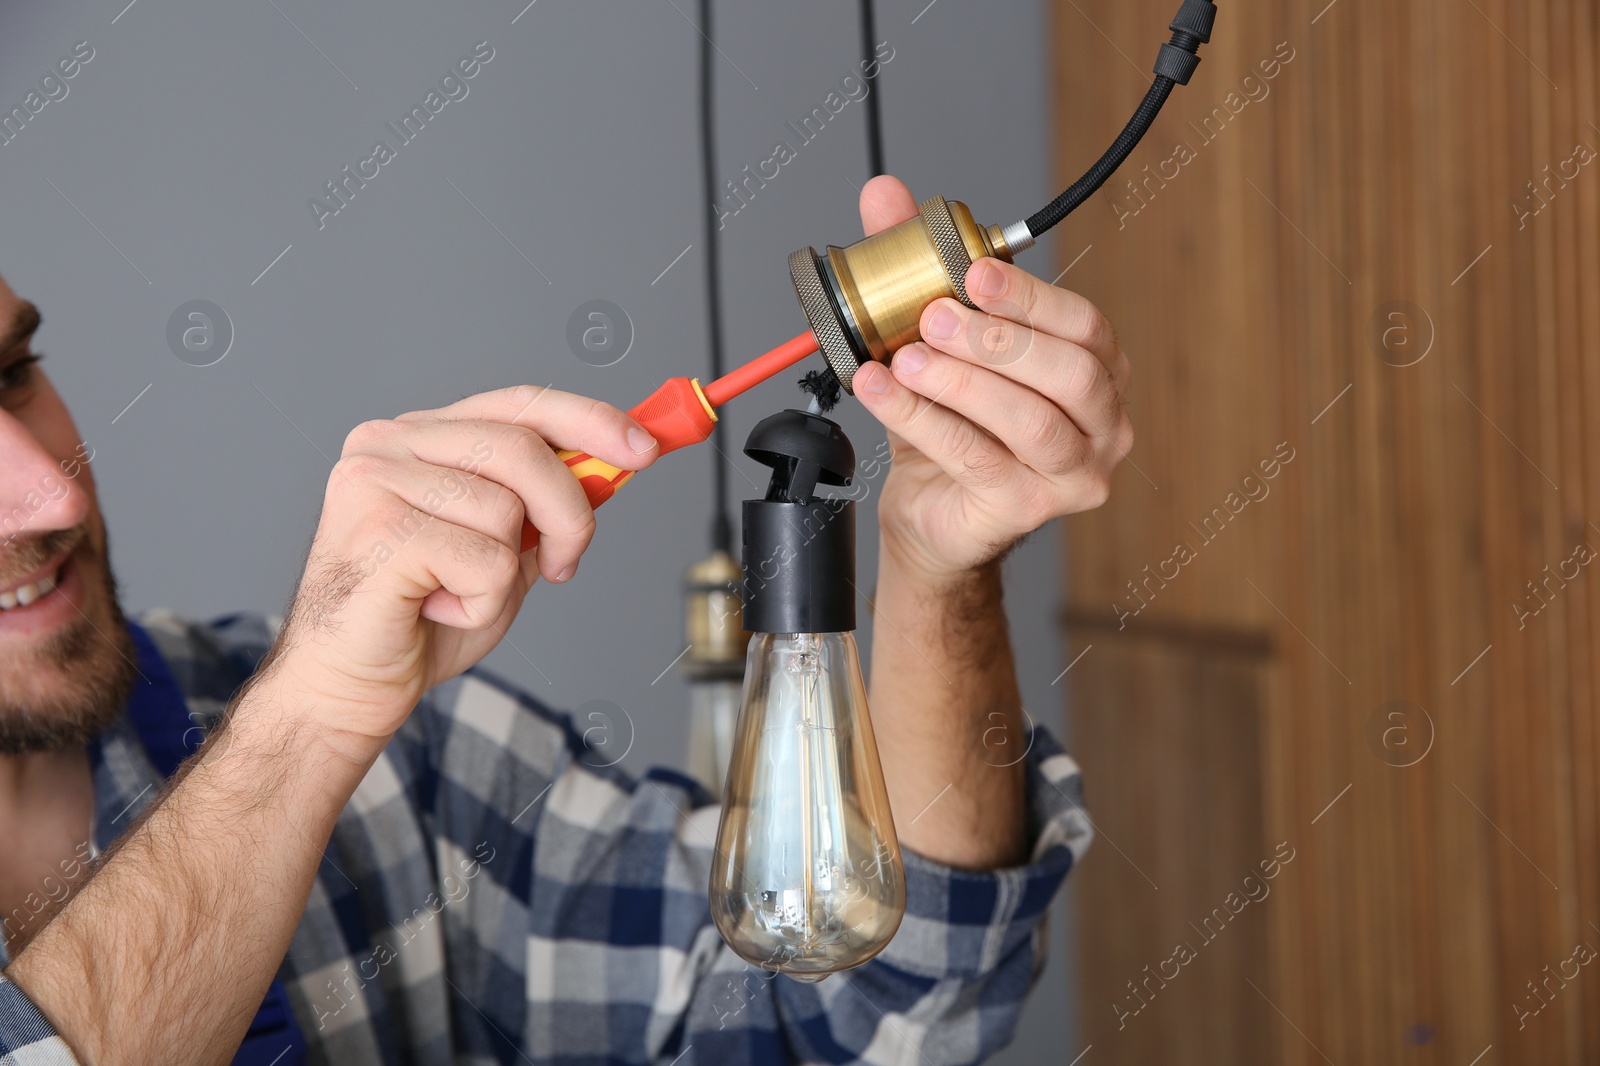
left=0, top=177, right=1131, bottom=1064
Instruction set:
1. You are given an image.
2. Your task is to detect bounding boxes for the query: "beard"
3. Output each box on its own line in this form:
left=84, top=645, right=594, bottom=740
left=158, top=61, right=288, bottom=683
left=0, top=526, right=137, bottom=755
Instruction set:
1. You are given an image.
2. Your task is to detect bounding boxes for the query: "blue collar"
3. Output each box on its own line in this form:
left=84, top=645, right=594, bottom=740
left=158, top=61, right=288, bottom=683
left=122, top=620, right=198, bottom=778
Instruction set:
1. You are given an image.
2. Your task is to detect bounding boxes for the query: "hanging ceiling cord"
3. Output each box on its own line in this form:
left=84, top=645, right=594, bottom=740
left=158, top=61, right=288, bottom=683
left=698, top=0, right=733, bottom=553
left=859, top=0, right=885, bottom=178
left=1004, top=0, right=1216, bottom=251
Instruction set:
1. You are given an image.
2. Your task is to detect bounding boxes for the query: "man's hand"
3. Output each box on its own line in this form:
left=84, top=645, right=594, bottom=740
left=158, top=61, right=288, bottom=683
left=851, top=176, right=1131, bottom=868
left=850, top=176, right=1133, bottom=583
left=275, top=386, right=659, bottom=747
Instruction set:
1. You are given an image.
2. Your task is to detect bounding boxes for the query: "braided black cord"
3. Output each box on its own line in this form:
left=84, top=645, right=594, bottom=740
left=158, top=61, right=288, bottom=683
left=698, top=0, right=732, bottom=552
left=1023, top=0, right=1214, bottom=237
left=1024, top=76, right=1173, bottom=236
left=859, top=0, right=886, bottom=177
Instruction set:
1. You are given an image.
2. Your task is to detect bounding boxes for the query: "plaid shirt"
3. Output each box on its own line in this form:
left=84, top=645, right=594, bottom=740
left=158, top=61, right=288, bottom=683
left=0, top=610, right=1091, bottom=1065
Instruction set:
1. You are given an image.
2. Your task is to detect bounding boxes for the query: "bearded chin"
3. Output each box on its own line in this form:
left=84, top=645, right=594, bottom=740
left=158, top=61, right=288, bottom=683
left=0, top=537, right=138, bottom=756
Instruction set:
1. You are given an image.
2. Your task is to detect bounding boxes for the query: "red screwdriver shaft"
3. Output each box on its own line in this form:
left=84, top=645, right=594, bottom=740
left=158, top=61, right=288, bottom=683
left=702, top=330, right=818, bottom=407
left=519, top=330, right=818, bottom=551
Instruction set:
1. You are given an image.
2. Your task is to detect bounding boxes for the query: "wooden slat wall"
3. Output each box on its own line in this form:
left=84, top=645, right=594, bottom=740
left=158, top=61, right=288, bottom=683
left=1050, top=0, right=1600, bottom=1061
left=1069, top=630, right=1277, bottom=1062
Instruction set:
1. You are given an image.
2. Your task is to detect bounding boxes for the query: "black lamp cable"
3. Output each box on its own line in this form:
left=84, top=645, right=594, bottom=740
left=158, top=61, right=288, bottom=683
left=859, top=0, right=885, bottom=178
left=1008, top=0, right=1216, bottom=248
left=698, top=0, right=733, bottom=553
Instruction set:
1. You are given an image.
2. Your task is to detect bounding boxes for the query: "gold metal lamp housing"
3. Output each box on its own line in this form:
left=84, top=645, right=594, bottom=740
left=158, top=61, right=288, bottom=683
left=787, top=195, right=1031, bottom=394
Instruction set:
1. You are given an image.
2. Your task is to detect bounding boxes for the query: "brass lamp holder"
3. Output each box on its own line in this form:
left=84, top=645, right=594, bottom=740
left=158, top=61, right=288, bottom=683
left=789, top=196, right=1032, bottom=395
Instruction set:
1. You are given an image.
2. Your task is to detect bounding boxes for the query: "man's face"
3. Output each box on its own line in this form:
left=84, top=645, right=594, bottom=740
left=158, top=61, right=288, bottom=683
left=0, top=274, right=134, bottom=754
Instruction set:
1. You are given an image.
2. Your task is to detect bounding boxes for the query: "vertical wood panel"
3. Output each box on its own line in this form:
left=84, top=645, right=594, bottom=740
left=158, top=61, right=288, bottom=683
left=1068, top=631, right=1275, bottom=1062
left=1051, top=0, right=1600, bottom=1060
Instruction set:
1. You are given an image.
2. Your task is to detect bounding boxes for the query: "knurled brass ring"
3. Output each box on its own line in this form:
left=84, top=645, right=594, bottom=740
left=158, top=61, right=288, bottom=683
left=919, top=194, right=978, bottom=310
left=789, top=247, right=862, bottom=394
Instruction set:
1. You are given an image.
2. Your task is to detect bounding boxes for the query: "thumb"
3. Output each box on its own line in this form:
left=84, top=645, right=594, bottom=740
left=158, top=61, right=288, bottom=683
left=860, top=174, right=918, bottom=237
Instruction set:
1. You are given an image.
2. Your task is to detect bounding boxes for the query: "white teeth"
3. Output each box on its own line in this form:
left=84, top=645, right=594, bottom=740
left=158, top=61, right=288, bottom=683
left=0, top=569, right=59, bottom=610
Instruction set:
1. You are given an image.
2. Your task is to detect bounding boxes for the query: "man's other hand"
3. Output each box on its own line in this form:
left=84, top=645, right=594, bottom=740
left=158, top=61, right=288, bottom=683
left=850, top=175, right=1134, bottom=584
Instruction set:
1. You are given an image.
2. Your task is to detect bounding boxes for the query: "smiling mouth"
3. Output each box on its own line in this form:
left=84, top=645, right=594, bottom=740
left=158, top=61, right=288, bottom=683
left=0, top=565, right=62, bottom=610
left=0, top=526, right=84, bottom=615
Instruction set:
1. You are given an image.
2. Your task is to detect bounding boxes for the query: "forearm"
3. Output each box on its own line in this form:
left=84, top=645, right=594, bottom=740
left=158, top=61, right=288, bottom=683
left=5, top=667, right=381, bottom=1065
left=868, top=538, right=1028, bottom=869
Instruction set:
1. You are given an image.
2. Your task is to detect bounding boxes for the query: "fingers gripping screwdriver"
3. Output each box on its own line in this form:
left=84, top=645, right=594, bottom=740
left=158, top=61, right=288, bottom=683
left=518, top=330, right=817, bottom=552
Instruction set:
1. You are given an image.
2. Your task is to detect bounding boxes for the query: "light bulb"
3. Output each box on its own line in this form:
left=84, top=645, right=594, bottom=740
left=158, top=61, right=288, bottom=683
left=710, top=407, right=906, bottom=982
left=681, top=549, right=750, bottom=796
left=687, top=679, right=742, bottom=794
left=710, top=630, right=903, bottom=981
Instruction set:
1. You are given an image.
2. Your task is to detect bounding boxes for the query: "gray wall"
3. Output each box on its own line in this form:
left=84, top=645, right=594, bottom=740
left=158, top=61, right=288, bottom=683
left=0, top=0, right=1078, bottom=1059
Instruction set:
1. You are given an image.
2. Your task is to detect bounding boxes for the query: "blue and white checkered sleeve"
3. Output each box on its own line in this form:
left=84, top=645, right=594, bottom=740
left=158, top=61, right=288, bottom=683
left=0, top=974, right=80, bottom=1064
left=685, top=726, right=1092, bottom=1065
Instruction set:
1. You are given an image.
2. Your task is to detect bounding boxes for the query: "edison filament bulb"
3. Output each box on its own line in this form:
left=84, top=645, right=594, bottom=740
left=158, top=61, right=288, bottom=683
left=710, top=409, right=905, bottom=981
left=682, top=549, right=750, bottom=795
left=711, top=631, right=903, bottom=980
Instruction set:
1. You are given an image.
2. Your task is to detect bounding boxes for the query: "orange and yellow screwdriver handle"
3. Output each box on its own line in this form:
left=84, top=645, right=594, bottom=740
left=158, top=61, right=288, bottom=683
left=519, top=376, right=718, bottom=552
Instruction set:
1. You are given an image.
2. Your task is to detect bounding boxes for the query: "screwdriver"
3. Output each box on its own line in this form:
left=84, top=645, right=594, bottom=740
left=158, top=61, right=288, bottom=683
left=519, top=330, right=817, bottom=552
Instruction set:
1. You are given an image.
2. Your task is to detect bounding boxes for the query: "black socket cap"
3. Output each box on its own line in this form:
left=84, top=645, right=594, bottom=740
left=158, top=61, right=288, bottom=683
left=745, top=409, right=855, bottom=504
left=741, top=410, right=857, bottom=634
